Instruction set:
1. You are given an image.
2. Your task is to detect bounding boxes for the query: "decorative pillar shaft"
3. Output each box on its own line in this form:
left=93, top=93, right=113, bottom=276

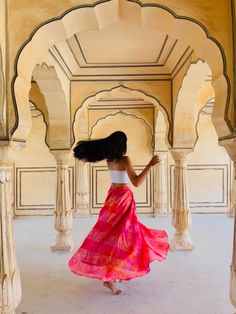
left=170, top=148, right=194, bottom=251
left=75, top=160, right=89, bottom=216
left=50, top=150, right=73, bottom=252
left=0, top=143, right=23, bottom=314
left=153, top=151, right=168, bottom=216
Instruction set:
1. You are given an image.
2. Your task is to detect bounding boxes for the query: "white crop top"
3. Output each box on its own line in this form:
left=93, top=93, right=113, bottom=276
left=109, top=170, right=129, bottom=184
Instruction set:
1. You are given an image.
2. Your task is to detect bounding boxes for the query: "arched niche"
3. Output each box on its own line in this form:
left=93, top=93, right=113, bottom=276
left=73, top=84, right=170, bottom=146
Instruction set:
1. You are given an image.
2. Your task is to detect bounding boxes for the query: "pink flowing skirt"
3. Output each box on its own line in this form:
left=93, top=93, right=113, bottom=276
left=68, top=186, right=169, bottom=281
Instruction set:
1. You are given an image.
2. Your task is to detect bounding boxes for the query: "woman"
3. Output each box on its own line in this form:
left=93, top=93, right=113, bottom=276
left=68, top=131, right=169, bottom=295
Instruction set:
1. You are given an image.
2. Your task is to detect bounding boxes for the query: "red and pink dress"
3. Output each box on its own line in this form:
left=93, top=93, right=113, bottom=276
left=68, top=170, right=169, bottom=281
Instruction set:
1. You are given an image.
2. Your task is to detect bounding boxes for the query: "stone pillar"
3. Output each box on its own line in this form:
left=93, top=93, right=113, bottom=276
left=0, top=142, right=24, bottom=314
left=50, top=150, right=73, bottom=252
left=75, top=160, right=89, bottom=216
left=153, top=151, right=168, bottom=216
left=219, top=138, right=236, bottom=308
left=169, top=148, right=194, bottom=251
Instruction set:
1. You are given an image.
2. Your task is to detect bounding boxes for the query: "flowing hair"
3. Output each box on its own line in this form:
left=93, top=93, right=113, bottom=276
left=73, top=131, right=127, bottom=162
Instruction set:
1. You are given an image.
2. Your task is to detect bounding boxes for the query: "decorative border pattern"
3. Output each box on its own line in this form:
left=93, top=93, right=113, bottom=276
left=169, top=164, right=229, bottom=208
left=15, top=166, right=75, bottom=212
left=50, top=37, right=192, bottom=79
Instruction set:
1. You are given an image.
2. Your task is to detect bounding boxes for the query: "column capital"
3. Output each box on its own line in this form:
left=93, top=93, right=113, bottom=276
left=169, top=148, right=193, bottom=168
left=50, top=149, right=72, bottom=164
left=169, top=148, right=193, bottom=161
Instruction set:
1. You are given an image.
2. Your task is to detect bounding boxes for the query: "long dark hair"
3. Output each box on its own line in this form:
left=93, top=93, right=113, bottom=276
left=73, top=131, right=127, bottom=162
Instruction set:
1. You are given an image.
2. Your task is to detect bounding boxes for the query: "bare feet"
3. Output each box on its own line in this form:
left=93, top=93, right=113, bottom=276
left=103, top=281, right=122, bottom=295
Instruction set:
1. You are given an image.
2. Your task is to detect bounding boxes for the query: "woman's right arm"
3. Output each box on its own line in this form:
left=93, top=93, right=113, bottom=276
left=123, top=155, right=160, bottom=187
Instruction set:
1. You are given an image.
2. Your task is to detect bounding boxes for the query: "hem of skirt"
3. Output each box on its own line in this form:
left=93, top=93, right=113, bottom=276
left=69, top=254, right=168, bottom=282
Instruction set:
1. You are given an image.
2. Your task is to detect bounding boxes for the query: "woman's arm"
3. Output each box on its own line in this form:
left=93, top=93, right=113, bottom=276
left=123, top=155, right=160, bottom=187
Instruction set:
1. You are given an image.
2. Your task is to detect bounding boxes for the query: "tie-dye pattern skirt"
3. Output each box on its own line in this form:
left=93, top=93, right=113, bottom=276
left=68, top=186, right=169, bottom=281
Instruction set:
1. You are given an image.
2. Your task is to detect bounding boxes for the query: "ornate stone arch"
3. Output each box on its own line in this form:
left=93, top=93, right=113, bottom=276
left=12, top=0, right=231, bottom=142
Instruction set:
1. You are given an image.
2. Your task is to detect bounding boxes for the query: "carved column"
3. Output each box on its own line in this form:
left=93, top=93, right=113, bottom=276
left=153, top=151, right=168, bottom=216
left=0, top=142, right=24, bottom=314
left=169, top=148, right=194, bottom=251
left=75, top=160, right=89, bottom=216
left=220, top=138, right=236, bottom=308
left=50, top=150, right=73, bottom=252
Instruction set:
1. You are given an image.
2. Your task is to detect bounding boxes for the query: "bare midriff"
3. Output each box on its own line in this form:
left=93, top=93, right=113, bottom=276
left=111, top=183, right=129, bottom=187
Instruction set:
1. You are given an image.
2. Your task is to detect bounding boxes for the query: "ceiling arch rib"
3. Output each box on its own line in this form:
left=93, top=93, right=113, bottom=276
left=13, top=0, right=231, bottom=142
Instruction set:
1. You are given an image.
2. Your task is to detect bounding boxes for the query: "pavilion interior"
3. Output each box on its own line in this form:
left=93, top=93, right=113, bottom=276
left=0, top=0, right=236, bottom=313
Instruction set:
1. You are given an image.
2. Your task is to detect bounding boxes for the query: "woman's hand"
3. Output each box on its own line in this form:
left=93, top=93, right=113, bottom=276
left=123, top=155, right=160, bottom=187
left=148, top=155, right=160, bottom=167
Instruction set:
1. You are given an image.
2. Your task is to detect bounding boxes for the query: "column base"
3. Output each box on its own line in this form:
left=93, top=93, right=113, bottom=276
left=74, top=205, right=90, bottom=217
left=230, top=265, right=236, bottom=308
left=1, top=267, right=22, bottom=314
left=51, top=233, right=73, bottom=252
left=171, top=231, right=195, bottom=251
left=153, top=207, right=170, bottom=216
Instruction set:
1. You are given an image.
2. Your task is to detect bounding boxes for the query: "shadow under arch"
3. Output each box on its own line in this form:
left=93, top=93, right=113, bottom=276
left=72, top=84, right=171, bottom=146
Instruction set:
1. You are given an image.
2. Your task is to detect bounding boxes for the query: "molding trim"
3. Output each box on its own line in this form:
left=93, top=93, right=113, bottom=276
left=170, top=164, right=229, bottom=209
left=15, top=166, right=75, bottom=213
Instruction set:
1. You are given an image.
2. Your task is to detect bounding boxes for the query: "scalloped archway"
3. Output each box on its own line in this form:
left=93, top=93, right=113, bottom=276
left=12, top=0, right=231, bottom=143
left=73, top=84, right=170, bottom=146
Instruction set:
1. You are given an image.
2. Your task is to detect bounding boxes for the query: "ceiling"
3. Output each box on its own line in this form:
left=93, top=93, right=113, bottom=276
left=49, top=20, right=193, bottom=81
